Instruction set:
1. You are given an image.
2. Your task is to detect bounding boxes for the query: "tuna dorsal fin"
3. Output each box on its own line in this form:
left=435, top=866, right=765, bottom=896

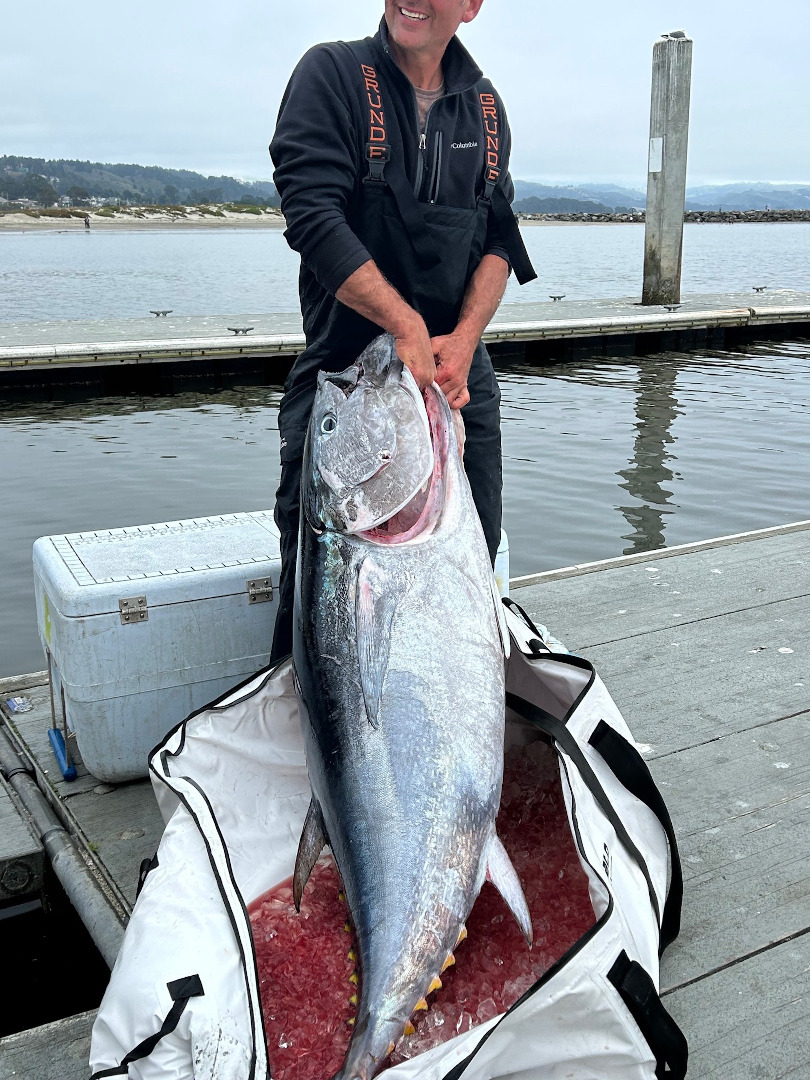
left=293, top=799, right=328, bottom=912
left=355, top=557, right=395, bottom=729
left=486, top=832, right=533, bottom=946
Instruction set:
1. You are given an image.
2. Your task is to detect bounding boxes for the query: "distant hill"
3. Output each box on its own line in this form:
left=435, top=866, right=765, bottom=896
left=684, top=183, right=810, bottom=211
left=3, top=157, right=808, bottom=213
left=0, top=156, right=279, bottom=206
left=514, top=181, right=646, bottom=211
left=513, top=196, right=613, bottom=214
left=515, top=179, right=810, bottom=212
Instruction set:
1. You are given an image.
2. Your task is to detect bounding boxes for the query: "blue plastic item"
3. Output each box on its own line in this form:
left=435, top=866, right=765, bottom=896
left=48, top=727, right=77, bottom=781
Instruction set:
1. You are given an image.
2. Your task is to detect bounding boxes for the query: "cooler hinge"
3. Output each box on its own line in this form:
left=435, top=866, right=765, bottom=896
left=119, top=596, right=149, bottom=624
left=247, top=578, right=273, bottom=604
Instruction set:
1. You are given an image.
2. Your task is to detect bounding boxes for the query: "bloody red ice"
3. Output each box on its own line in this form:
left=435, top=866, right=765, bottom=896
left=249, top=737, right=595, bottom=1080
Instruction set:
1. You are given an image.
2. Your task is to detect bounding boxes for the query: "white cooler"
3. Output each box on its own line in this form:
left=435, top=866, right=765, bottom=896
left=33, top=511, right=281, bottom=783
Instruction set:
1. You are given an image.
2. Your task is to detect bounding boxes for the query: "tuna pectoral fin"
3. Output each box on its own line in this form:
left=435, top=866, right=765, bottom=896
left=486, top=833, right=533, bottom=946
left=293, top=799, right=328, bottom=912
left=356, top=558, right=395, bottom=729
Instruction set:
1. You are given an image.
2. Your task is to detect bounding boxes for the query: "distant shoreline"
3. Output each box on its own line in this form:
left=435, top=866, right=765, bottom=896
left=0, top=208, right=287, bottom=232
left=2, top=206, right=809, bottom=234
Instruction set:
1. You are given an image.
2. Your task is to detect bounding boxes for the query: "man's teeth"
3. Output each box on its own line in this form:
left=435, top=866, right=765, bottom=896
left=400, top=7, right=428, bottom=19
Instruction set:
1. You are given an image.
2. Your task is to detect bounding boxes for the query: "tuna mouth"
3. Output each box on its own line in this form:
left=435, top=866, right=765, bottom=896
left=361, top=387, right=447, bottom=544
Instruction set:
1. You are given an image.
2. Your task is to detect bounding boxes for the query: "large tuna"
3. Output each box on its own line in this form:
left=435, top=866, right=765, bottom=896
left=292, top=334, right=532, bottom=1080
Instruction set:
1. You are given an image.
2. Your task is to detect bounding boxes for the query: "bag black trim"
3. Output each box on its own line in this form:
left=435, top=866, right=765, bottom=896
left=502, top=596, right=550, bottom=654
left=442, top=765, right=609, bottom=1080
left=608, top=951, right=688, bottom=1079
left=506, top=692, right=661, bottom=927
left=590, top=720, right=683, bottom=953
left=157, top=776, right=262, bottom=1080
left=136, top=852, right=159, bottom=899
left=89, top=975, right=204, bottom=1079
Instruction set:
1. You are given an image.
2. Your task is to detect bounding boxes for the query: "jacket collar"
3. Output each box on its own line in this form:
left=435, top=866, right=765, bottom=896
left=374, top=17, right=483, bottom=95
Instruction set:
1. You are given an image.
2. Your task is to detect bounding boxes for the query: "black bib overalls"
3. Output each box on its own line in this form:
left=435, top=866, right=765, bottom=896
left=270, top=39, right=534, bottom=662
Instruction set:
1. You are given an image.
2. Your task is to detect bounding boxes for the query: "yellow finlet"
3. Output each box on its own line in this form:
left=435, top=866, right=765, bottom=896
left=456, top=925, right=468, bottom=945
left=349, top=993, right=358, bottom=1006
left=414, top=997, right=428, bottom=1012
left=403, top=1021, right=416, bottom=1036
left=349, top=972, right=359, bottom=985
left=428, top=975, right=442, bottom=994
left=338, top=891, right=345, bottom=902
left=348, top=948, right=356, bottom=962
left=441, top=953, right=455, bottom=972
left=386, top=1042, right=395, bottom=1056
left=347, top=1017, right=355, bottom=1027
left=344, top=922, right=352, bottom=933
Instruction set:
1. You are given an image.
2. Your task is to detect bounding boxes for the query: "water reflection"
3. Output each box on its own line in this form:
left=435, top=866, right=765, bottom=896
left=1, top=339, right=809, bottom=676
left=616, top=364, right=682, bottom=554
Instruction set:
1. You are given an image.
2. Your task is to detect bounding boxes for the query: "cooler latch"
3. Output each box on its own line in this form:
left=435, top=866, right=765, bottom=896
left=119, top=596, right=149, bottom=624
left=247, top=579, right=273, bottom=604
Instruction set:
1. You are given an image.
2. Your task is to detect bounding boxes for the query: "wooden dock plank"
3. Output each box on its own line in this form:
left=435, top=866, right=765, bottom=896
left=509, top=526, right=810, bottom=652
left=0, top=775, right=44, bottom=902
left=3, top=522, right=808, bottom=1075
left=3, top=680, right=100, bottom=800
left=655, top=712, right=810, bottom=991
left=0, top=1009, right=96, bottom=1080
left=663, top=934, right=810, bottom=1079
left=580, top=596, right=808, bottom=757
left=1, top=290, right=809, bottom=371
left=64, top=781, right=163, bottom=908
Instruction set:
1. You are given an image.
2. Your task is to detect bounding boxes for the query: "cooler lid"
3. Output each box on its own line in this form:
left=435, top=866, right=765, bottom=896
left=33, top=511, right=281, bottom=618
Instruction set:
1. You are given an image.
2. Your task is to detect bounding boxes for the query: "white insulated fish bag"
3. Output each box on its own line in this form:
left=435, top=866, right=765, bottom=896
left=89, top=602, right=687, bottom=1080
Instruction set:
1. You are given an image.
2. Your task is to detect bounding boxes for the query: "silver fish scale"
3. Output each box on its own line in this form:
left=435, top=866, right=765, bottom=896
left=294, top=336, right=509, bottom=1080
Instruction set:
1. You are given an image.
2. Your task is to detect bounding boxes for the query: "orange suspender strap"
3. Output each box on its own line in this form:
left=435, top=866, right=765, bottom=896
left=360, top=61, right=390, bottom=182
left=478, top=84, right=501, bottom=202
left=355, top=51, right=442, bottom=270
left=476, top=78, right=537, bottom=285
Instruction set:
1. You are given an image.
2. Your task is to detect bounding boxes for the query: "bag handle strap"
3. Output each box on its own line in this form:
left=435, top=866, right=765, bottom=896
left=506, top=692, right=662, bottom=927
left=590, top=720, right=683, bottom=953
left=90, top=975, right=205, bottom=1079
left=608, top=951, right=688, bottom=1079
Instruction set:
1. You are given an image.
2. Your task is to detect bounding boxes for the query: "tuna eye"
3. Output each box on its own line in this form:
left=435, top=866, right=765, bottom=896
left=321, top=413, right=337, bottom=434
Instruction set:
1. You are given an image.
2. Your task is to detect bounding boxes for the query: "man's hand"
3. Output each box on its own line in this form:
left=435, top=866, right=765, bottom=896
left=395, top=315, right=437, bottom=392
left=335, top=261, right=435, bottom=391
left=431, top=331, right=476, bottom=410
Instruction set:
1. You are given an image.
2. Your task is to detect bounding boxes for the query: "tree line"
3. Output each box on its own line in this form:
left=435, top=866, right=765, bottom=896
left=0, top=156, right=280, bottom=208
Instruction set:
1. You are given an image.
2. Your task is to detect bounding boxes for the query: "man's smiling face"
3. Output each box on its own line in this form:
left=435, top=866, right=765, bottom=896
left=384, top=0, right=483, bottom=59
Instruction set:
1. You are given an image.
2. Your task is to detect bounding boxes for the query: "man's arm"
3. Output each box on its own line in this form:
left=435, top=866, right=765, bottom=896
left=272, top=46, right=434, bottom=389
left=431, top=254, right=509, bottom=409
left=336, top=262, right=436, bottom=390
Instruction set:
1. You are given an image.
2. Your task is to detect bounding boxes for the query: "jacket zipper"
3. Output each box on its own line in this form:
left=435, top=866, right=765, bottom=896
left=414, top=97, right=441, bottom=198
left=428, top=131, right=443, bottom=203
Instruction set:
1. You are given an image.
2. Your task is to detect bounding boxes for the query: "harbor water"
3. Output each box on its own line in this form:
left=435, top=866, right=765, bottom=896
left=2, top=222, right=810, bottom=322
left=2, top=335, right=808, bottom=677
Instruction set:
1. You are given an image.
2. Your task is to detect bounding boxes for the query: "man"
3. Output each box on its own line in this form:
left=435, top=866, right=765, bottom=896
left=269, top=0, right=535, bottom=661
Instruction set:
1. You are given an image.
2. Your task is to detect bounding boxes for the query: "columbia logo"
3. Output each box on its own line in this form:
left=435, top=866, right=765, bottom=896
left=451, top=141, right=478, bottom=149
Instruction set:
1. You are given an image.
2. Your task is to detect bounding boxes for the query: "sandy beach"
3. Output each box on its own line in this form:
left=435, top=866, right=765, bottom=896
left=0, top=208, right=288, bottom=232
left=0, top=207, right=646, bottom=232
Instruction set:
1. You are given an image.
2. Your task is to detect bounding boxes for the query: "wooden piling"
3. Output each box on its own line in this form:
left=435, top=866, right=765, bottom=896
left=642, top=33, right=693, bottom=306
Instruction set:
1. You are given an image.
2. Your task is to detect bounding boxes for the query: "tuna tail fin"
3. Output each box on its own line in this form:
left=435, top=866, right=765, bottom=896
left=293, top=799, right=328, bottom=912
left=486, top=832, right=533, bottom=946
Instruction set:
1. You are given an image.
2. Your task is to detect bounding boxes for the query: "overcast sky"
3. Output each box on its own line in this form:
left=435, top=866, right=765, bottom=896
left=3, top=0, right=808, bottom=188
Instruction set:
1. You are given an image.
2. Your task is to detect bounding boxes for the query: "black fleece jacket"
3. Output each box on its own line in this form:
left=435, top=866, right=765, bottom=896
left=270, top=20, right=515, bottom=304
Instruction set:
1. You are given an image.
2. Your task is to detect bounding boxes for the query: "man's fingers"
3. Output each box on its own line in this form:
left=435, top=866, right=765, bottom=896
left=447, top=385, right=470, bottom=410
